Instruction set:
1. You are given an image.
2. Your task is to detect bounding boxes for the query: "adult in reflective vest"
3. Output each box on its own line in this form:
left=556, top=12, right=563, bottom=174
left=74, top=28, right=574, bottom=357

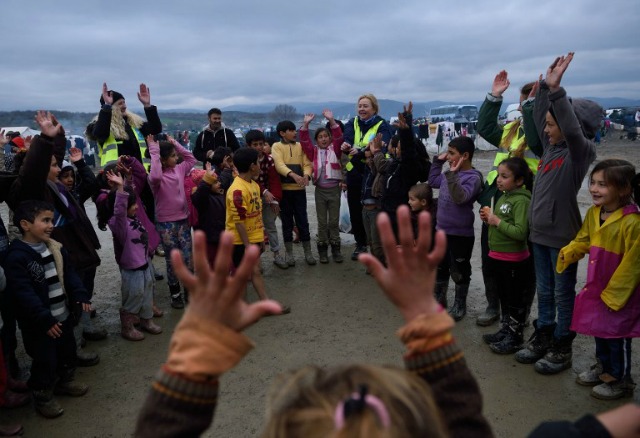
left=341, top=94, right=393, bottom=261
left=475, top=71, right=543, bottom=327
left=90, top=83, right=162, bottom=168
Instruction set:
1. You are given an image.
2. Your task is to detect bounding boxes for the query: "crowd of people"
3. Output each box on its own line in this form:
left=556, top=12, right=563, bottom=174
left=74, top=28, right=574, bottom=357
left=0, top=52, right=639, bottom=437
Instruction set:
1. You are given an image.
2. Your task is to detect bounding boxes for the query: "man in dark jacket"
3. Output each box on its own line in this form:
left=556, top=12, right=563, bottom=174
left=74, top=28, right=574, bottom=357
left=193, top=108, right=240, bottom=165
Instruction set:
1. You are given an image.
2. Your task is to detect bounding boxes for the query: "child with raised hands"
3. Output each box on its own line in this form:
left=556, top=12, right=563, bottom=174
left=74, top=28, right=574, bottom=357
left=147, top=134, right=196, bottom=309
left=299, top=109, right=344, bottom=263
left=135, top=206, right=496, bottom=437
left=516, top=53, right=602, bottom=375
left=106, top=170, right=161, bottom=341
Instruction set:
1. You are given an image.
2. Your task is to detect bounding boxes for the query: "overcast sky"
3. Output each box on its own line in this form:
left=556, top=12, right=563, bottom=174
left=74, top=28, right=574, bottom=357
left=1, top=0, right=638, bottom=113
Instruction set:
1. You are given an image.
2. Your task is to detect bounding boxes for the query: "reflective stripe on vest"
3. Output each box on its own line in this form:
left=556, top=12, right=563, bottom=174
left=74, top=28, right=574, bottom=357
left=486, top=121, right=539, bottom=185
left=99, top=128, right=147, bottom=167
left=345, top=119, right=383, bottom=171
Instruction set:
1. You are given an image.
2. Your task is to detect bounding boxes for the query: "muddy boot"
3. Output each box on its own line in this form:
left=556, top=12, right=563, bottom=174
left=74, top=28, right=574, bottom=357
left=476, top=277, right=500, bottom=327
left=81, top=311, right=107, bottom=341
left=482, top=322, right=510, bottom=345
left=330, top=242, right=344, bottom=263
left=0, top=389, right=30, bottom=408
left=32, top=390, right=64, bottom=418
left=448, top=284, right=468, bottom=321
left=119, top=309, right=144, bottom=341
left=74, top=324, right=99, bottom=367
left=169, top=283, right=184, bottom=309
left=0, top=423, right=23, bottom=436
left=152, top=303, right=164, bottom=318
left=514, top=320, right=555, bottom=364
left=434, top=280, right=449, bottom=309
left=139, top=318, right=162, bottom=335
left=317, top=243, right=329, bottom=264
left=54, top=371, right=89, bottom=397
left=284, top=242, right=296, bottom=267
left=489, top=318, right=524, bottom=355
left=534, top=331, right=577, bottom=375
left=302, top=241, right=316, bottom=265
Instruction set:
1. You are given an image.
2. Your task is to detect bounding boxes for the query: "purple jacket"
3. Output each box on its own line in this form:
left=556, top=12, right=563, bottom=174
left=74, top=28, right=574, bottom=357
left=108, top=191, right=149, bottom=270
left=428, top=158, right=483, bottom=237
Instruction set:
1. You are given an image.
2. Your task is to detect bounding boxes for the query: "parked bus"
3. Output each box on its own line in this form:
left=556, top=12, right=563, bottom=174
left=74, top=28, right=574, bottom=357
left=428, top=105, right=478, bottom=123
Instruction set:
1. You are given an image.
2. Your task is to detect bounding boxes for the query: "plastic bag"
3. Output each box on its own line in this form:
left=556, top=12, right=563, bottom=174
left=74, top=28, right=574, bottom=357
left=339, top=190, right=351, bottom=233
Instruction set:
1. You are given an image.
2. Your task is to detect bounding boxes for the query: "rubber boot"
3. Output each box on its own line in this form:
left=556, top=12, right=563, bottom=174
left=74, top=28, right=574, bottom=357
left=448, top=284, right=468, bottom=321
left=476, top=276, right=500, bottom=327
left=284, top=242, right=295, bottom=267
left=317, top=243, right=329, bottom=264
left=119, top=309, right=144, bottom=341
left=74, top=324, right=99, bottom=367
left=169, top=283, right=184, bottom=309
left=32, top=389, right=64, bottom=418
left=534, top=331, right=577, bottom=375
left=515, top=320, right=555, bottom=364
left=330, top=242, right=344, bottom=263
left=434, top=280, right=449, bottom=309
left=54, top=370, right=89, bottom=397
left=139, top=318, right=162, bottom=335
left=302, top=241, right=317, bottom=265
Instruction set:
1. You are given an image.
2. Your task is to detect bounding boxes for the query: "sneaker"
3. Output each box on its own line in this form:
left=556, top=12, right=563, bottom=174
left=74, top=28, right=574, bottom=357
left=482, top=324, right=510, bottom=345
left=576, top=361, right=604, bottom=386
left=489, top=331, right=523, bottom=355
left=351, top=245, right=367, bottom=261
left=273, top=254, right=289, bottom=269
left=171, top=294, right=185, bottom=309
left=591, top=378, right=636, bottom=400
left=54, top=381, right=89, bottom=397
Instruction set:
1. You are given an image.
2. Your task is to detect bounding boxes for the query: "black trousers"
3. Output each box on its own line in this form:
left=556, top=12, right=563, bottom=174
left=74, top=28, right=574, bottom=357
left=487, top=257, right=533, bottom=324
left=22, top=317, right=77, bottom=390
left=346, top=185, right=367, bottom=246
left=437, top=234, right=474, bottom=285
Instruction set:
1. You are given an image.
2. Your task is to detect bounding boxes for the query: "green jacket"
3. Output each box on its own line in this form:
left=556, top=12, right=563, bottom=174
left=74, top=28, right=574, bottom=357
left=488, top=186, right=531, bottom=253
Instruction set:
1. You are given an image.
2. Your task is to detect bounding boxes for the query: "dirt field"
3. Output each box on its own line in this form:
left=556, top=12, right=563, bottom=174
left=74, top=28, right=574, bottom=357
left=3, top=132, right=639, bottom=437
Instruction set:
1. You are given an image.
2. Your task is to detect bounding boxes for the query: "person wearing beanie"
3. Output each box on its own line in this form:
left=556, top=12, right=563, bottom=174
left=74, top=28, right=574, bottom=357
left=515, top=53, right=601, bottom=376
left=89, top=82, right=162, bottom=168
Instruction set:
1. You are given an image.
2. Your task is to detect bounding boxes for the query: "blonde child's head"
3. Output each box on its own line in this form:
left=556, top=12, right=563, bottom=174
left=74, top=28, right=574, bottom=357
left=589, top=159, right=637, bottom=211
left=262, top=364, right=448, bottom=438
left=408, top=183, right=433, bottom=214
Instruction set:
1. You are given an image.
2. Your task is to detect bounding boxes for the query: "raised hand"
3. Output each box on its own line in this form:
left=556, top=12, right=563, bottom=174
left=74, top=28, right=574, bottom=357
left=322, top=109, right=335, bottom=122
left=368, top=133, right=383, bottom=154
left=101, top=82, right=113, bottom=105
left=403, top=101, right=413, bottom=116
left=303, top=113, right=315, bottom=126
left=0, top=130, right=6, bottom=147
left=145, top=134, right=158, bottom=148
left=138, top=83, right=151, bottom=107
left=396, top=112, right=409, bottom=130
left=172, top=231, right=283, bottom=331
left=69, top=147, right=83, bottom=163
left=528, top=75, right=542, bottom=99
left=359, top=206, right=447, bottom=322
left=105, top=169, right=124, bottom=189
left=449, top=155, right=465, bottom=172
left=34, top=111, right=62, bottom=138
left=491, top=70, right=510, bottom=97
left=545, top=52, right=574, bottom=91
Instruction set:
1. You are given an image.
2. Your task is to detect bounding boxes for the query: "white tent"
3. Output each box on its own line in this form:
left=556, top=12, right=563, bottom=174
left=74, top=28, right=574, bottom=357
left=1, top=126, right=40, bottom=137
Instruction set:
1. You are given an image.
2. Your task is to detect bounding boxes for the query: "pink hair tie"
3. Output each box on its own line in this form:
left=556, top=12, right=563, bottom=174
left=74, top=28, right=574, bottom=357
left=333, top=385, right=391, bottom=430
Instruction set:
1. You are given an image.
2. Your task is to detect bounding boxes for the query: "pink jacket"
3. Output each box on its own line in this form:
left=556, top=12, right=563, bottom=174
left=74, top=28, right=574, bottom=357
left=148, top=139, right=197, bottom=222
left=299, top=124, right=343, bottom=186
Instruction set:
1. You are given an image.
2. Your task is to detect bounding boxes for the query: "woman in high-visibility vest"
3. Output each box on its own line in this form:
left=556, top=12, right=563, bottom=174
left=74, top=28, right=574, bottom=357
left=341, top=94, right=393, bottom=262
left=475, top=71, right=542, bottom=328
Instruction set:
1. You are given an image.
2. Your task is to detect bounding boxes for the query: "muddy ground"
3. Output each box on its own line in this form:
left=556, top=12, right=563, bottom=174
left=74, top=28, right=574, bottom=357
left=3, top=133, right=639, bottom=437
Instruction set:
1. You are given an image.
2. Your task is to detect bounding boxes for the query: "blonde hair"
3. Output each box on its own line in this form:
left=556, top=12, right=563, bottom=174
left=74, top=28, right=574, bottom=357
left=357, top=94, right=379, bottom=115
left=499, top=81, right=536, bottom=158
left=262, top=364, right=449, bottom=438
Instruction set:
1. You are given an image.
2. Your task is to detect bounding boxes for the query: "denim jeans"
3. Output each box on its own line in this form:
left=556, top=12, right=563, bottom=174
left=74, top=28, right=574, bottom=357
left=595, top=337, right=632, bottom=380
left=532, top=243, right=577, bottom=338
left=280, top=190, right=310, bottom=243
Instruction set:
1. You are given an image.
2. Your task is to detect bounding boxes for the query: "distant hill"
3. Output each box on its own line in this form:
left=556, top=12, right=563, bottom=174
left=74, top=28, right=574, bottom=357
left=3, top=96, right=638, bottom=135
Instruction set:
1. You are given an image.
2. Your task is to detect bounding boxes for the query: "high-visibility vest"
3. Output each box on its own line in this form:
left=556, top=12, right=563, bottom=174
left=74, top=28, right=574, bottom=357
left=345, top=119, right=384, bottom=171
left=99, top=128, right=150, bottom=169
left=486, top=121, right=539, bottom=185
